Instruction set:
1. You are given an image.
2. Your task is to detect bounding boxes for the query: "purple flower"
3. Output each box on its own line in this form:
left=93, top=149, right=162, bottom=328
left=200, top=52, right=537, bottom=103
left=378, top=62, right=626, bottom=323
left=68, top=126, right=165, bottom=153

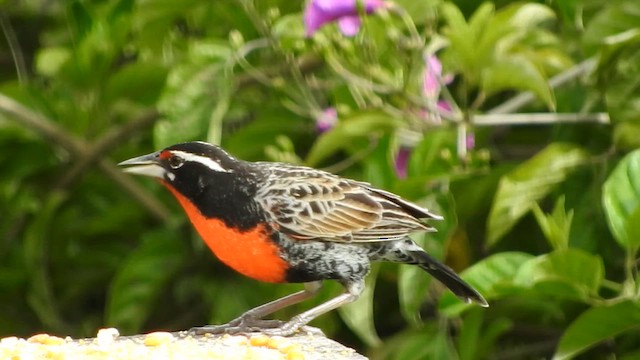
left=304, top=0, right=387, bottom=37
left=423, top=55, right=443, bottom=98
left=423, top=55, right=453, bottom=98
left=394, top=147, right=411, bottom=179
left=316, top=107, right=338, bottom=133
left=466, top=133, right=475, bottom=150
left=422, top=55, right=455, bottom=123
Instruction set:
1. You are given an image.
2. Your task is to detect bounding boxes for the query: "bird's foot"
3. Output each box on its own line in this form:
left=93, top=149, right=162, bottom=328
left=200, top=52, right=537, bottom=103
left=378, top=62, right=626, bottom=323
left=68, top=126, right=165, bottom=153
left=190, top=317, right=324, bottom=337
left=257, top=323, right=324, bottom=337
left=190, top=318, right=286, bottom=335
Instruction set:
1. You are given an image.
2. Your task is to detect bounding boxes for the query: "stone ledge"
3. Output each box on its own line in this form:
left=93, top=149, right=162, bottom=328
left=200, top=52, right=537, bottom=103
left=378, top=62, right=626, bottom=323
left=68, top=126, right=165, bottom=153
left=0, top=328, right=367, bottom=360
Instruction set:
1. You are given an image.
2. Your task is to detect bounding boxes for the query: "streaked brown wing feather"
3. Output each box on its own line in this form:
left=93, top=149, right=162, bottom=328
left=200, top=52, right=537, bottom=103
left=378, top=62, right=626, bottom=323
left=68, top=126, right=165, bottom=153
left=256, top=165, right=438, bottom=242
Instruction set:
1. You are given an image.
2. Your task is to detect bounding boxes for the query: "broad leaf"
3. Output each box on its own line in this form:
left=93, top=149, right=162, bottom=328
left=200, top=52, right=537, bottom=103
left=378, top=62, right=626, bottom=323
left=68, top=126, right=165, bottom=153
left=487, top=143, right=588, bottom=247
left=602, top=149, right=640, bottom=251
left=305, top=112, right=401, bottom=166
left=513, top=249, right=603, bottom=301
left=439, top=252, right=534, bottom=317
left=482, top=55, right=555, bottom=110
left=554, top=301, right=640, bottom=360
left=105, top=62, right=168, bottom=106
left=532, top=196, right=573, bottom=251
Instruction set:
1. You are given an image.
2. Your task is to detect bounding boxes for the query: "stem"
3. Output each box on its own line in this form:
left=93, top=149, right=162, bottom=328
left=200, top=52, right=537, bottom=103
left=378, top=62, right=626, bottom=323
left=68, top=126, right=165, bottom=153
left=207, top=88, right=231, bottom=145
left=474, top=112, right=610, bottom=126
left=624, top=247, right=639, bottom=298
left=0, top=11, right=28, bottom=83
left=601, top=279, right=623, bottom=292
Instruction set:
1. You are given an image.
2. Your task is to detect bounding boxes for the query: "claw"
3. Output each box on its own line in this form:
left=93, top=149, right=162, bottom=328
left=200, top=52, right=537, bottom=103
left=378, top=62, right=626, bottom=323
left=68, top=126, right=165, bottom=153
left=190, top=318, right=288, bottom=335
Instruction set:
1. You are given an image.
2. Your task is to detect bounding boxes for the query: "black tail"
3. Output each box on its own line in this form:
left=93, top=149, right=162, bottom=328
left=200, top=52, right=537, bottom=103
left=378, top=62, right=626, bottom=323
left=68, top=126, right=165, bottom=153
left=414, top=250, right=488, bottom=307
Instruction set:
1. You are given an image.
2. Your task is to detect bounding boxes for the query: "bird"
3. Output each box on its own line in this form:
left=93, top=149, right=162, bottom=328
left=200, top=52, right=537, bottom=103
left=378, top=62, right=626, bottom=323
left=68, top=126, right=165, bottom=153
left=119, top=141, right=487, bottom=336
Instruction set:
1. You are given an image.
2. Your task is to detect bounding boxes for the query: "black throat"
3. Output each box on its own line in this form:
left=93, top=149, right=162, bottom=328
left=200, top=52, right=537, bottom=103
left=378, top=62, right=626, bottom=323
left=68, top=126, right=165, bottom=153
left=169, top=161, right=264, bottom=231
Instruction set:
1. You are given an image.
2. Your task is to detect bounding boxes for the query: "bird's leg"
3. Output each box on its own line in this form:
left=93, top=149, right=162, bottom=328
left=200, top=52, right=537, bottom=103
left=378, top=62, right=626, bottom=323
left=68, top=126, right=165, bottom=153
left=190, top=281, right=323, bottom=335
left=260, top=280, right=364, bottom=337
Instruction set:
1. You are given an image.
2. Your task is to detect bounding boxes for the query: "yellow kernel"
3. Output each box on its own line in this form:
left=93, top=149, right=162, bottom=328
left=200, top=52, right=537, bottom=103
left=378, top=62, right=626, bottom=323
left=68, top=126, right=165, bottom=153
left=27, top=334, right=65, bottom=345
left=287, top=350, right=306, bottom=360
left=267, top=336, right=287, bottom=349
left=143, top=331, right=174, bottom=346
left=45, top=349, right=64, bottom=360
left=281, top=343, right=302, bottom=354
left=249, top=334, right=270, bottom=347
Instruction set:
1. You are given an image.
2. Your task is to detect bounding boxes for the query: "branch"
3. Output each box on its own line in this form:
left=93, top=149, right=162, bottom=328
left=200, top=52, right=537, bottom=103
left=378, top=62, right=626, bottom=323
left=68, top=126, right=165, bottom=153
left=474, top=112, right=610, bottom=126
left=488, top=59, right=597, bottom=114
left=56, top=110, right=160, bottom=188
left=0, top=93, right=171, bottom=222
left=0, top=93, right=87, bottom=153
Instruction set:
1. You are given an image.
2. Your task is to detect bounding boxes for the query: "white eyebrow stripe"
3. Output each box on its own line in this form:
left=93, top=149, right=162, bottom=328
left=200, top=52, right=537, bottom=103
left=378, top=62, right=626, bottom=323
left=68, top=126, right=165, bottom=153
left=171, top=150, right=233, bottom=173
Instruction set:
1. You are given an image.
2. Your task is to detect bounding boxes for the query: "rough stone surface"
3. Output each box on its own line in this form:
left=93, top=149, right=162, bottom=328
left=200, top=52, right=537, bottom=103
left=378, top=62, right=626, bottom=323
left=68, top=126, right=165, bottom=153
left=0, top=327, right=368, bottom=360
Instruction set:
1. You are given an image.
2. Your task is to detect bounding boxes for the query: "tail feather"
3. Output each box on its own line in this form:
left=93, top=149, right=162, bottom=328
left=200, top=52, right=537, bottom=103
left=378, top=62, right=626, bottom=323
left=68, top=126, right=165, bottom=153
left=415, top=251, right=488, bottom=307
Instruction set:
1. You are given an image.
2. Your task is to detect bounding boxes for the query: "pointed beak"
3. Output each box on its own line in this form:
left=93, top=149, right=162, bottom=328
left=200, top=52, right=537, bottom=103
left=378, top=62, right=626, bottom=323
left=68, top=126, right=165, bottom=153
left=118, top=152, right=167, bottom=179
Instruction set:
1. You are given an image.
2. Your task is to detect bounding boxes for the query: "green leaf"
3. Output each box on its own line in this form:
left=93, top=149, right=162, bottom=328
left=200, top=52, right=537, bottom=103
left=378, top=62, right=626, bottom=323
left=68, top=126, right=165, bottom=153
left=554, top=301, right=640, bottom=360
left=598, top=39, right=640, bottom=125
left=407, top=128, right=456, bottom=178
left=482, top=55, right=555, bottom=110
left=487, top=143, right=588, bottom=247
left=439, top=252, right=534, bottom=317
left=614, top=122, right=640, bottom=151
left=501, top=3, right=556, bottom=29
left=105, top=62, right=168, bottom=105
left=602, top=149, right=640, bottom=251
left=393, top=0, right=439, bottom=26
left=513, top=249, right=603, bottom=301
left=583, top=1, right=640, bottom=55
left=35, top=47, right=71, bottom=77
left=583, top=2, right=640, bottom=125
left=440, top=2, right=493, bottom=82
left=106, top=228, right=186, bottom=334
left=339, top=264, right=381, bottom=347
left=532, top=196, right=573, bottom=251
left=155, top=40, right=233, bottom=147
left=457, top=308, right=513, bottom=360
left=305, top=111, right=401, bottom=166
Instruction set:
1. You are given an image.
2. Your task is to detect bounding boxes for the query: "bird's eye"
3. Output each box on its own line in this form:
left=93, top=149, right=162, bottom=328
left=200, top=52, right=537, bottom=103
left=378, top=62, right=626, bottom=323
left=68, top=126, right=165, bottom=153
left=168, top=155, right=184, bottom=169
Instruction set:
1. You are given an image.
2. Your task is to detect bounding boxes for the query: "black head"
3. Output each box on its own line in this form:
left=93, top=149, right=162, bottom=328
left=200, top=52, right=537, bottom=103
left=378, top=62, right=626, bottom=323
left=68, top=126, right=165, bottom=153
left=118, top=141, right=240, bottom=185
left=120, top=142, right=264, bottom=229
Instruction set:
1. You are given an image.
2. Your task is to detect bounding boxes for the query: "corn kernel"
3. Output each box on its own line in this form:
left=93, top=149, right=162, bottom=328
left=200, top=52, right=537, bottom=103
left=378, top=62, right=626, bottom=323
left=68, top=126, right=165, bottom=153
left=249, top=334, right=270, bottom=347
left=143, top=331, right=174, bottom=346
left=287, top=350, right=306, bottom=360
left=27, top=334, right=65, bottom=345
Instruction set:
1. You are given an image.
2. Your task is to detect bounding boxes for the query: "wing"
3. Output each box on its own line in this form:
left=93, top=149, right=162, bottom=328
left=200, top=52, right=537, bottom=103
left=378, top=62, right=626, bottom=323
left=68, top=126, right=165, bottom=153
left=255, top=164, right=441, bottom=242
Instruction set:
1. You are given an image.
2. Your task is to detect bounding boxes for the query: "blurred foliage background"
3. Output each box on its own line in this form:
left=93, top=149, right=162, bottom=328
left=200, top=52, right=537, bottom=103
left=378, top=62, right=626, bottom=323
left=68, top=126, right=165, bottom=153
left=1, top=0, right=640, bottom=358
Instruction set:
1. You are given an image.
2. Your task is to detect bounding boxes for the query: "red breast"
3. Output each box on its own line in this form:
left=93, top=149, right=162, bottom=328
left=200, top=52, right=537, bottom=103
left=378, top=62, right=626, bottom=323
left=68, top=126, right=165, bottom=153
left=163, top=181, right=290, bottom=283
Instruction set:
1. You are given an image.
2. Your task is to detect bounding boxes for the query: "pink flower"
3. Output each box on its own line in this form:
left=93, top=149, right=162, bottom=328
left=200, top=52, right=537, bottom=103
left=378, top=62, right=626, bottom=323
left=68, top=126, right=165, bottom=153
left=423, top=55, right=453, bottom=98
left=423, top=55, right=443, bottom=98
left=422, top=55, right=455, bottom=123
left=304, top=0, right=387, bottom=37
left=466, top=133, right=475, bottom=150
left=316, top=107, right=338, bottom=133
left=394, top=147, right=411, bottom=179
